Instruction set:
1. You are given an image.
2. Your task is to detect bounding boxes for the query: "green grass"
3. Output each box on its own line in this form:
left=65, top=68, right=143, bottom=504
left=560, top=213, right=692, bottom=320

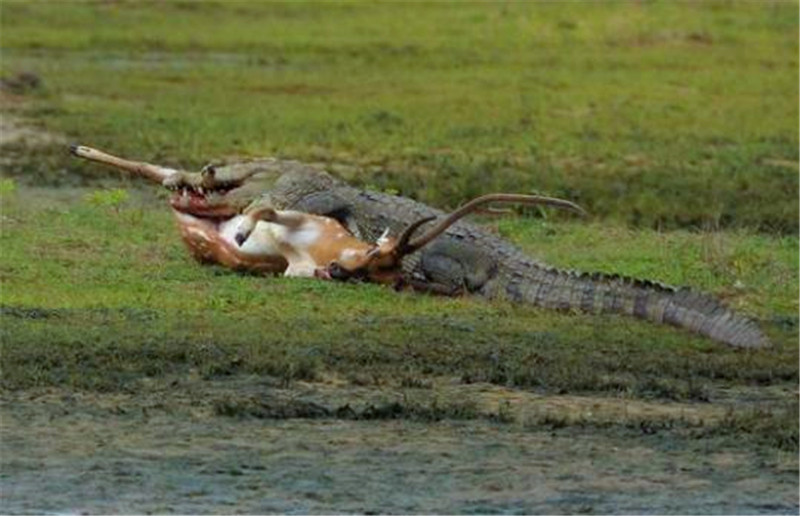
left=1, top=1, right=797, bottom=230
left=0, top=2, right=797, bottom=451
left=1, top=188, right=796, bottom=401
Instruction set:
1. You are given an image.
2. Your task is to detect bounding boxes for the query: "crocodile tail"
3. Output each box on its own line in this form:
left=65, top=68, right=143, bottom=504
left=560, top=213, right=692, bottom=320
left=501, top=267, right=770, bottom=348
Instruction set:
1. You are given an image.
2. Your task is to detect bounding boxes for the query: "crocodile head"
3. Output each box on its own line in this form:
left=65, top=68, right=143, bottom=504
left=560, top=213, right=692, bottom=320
left=71, top=144, right=284, bottom=220
left=162, top=163, right=282, bottom=219
left=71, top=145, right=287, bottom=274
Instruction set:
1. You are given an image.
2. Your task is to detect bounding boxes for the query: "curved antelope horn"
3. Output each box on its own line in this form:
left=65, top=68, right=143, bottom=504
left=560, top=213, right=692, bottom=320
left=398, top=193, right=586, bottom=256
left=392, top=216, right=437, bottom=255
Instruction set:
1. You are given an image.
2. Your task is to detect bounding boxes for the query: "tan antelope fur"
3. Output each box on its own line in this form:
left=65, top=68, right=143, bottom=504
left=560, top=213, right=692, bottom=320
left=235, top=194, right=586, bottom=284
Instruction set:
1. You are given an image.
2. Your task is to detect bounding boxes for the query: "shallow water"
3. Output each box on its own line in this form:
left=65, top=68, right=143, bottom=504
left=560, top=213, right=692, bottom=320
left=2, top=385, right=797, bottom=515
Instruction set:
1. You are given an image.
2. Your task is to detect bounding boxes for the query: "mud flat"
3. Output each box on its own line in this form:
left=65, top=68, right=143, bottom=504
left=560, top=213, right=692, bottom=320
left=2, top=381, right=797, bottom=515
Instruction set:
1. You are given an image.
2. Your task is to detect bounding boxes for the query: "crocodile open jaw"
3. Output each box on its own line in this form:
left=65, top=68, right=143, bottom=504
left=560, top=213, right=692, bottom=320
left=166, top=184, right=240, bottom=219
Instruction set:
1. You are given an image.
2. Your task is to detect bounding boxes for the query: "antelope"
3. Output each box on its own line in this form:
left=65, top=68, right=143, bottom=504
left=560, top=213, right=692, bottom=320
left=234, top=194, right=586, bottom=285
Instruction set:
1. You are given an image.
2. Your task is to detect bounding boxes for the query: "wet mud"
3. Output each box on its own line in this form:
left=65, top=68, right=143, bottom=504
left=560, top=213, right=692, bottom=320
left=2, top=380, right=797, bottom=515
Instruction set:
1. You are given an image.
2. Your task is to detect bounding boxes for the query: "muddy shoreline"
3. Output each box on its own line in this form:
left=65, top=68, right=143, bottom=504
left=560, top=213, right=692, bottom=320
left=2, top=380, right=797, bottom=515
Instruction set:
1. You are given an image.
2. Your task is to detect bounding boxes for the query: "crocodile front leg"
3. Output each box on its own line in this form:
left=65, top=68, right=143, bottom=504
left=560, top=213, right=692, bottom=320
left=289, top=191, right=363, bottom=240
left=410, top=240, right=498, bottom=295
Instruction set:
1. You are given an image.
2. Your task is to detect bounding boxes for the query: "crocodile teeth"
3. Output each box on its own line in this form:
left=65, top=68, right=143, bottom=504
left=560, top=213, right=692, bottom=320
left=181, top=188, right=188, bottom=198
left=198, top=187, right=205, bottom=195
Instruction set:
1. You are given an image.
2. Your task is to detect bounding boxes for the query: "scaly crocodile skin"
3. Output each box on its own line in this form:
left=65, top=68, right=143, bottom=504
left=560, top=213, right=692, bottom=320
left=237, top=161, right=770, bottom=348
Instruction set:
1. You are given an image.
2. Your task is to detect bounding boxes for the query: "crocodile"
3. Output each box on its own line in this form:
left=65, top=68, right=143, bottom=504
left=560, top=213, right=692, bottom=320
left=71, top=145, right=771, bottom=348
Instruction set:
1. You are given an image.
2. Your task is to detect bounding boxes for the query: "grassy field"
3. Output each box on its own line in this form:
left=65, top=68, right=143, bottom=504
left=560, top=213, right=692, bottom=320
left=1, top=2, right=798, bottom=513
left=1, top=1, right=798, bottom=230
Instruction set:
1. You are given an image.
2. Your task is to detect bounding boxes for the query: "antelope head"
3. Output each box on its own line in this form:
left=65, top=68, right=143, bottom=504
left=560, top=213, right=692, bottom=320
left=325, top=193, right=586, bottom=286
left=326, top=217, right=436, bottom=285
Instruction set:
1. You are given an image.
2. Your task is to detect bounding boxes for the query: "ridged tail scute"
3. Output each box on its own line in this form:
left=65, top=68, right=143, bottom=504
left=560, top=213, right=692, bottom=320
left=502, top=268, right=770, bottom=348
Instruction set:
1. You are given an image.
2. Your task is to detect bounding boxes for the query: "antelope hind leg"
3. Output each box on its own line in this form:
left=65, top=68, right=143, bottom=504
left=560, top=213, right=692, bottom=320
left=70, top=145, right=183, bottom=184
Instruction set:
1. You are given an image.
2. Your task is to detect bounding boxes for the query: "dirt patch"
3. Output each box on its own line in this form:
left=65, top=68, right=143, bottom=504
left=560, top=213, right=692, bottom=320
left=0, top=375, right=751, bottom=428
left=448, top=381, right=728, bottom=425
left=0, top=74, right=45, bottom=144
left=0, top=112, right=65, bottom=149
left=0, top=110, right=75, bottom=185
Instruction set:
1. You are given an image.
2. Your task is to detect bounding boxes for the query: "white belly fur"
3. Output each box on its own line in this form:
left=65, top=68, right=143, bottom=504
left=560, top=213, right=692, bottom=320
left=219, top=216, right=282, bottom=256
left=266, top=221, right=322, bottom=275
left=173, top=212, right=282, bottom=257
left=174, top=211, right=323, bottom=272
left=224, top=214, right=322, bottom=267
